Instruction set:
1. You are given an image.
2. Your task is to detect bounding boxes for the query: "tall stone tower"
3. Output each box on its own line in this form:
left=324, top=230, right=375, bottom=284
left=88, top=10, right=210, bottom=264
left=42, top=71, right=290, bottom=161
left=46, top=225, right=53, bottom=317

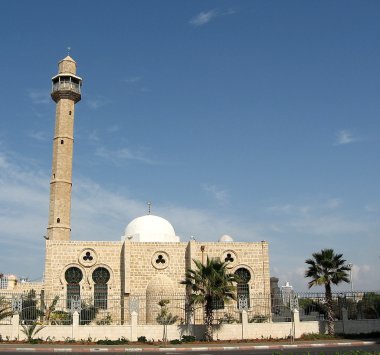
left=47, top=56, right=82, bottom=241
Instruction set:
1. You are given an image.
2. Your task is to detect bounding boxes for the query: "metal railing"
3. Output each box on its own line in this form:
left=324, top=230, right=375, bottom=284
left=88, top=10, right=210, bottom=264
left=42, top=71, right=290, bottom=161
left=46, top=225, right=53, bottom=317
left=296, top=291, right=380, bottom=321
left=52, top=81, right=81, bottom=94
left=0, top=291, right=378, bottom=326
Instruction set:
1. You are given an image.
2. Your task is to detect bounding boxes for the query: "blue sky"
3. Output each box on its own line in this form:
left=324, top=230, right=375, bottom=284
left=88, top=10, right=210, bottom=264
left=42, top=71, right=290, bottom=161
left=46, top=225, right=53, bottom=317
left=0, top=0, right=379, bottom=291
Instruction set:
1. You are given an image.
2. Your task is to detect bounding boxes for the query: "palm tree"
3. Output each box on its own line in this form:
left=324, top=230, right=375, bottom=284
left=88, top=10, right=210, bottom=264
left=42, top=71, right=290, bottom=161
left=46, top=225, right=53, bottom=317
left=0, top=296, right=13, bottom=322
left=21, top=322, right=46, bottom=342
left=181, top=257, right=237, bottom=341
left=305, top=248, right=350, bottom=335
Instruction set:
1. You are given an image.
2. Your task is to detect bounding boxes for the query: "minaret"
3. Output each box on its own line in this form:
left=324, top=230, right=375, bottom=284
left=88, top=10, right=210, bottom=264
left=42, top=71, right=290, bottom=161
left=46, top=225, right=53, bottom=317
left=47, top=56, right=82, bottom=241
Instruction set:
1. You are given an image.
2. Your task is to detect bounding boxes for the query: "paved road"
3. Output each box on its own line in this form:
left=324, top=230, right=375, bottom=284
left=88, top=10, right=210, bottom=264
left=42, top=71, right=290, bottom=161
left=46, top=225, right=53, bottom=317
left=0, top=341, right=379, bottom=354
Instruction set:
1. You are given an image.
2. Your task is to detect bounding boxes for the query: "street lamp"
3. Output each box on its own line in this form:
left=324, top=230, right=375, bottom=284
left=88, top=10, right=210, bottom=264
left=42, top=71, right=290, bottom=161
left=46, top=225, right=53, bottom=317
left=347, top=263, right=353, bottom=296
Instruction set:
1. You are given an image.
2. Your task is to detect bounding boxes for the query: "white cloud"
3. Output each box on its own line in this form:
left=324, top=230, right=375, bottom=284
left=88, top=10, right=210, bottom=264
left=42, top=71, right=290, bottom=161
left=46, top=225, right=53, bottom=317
left=269, top=198, right=341, bottom=216
left=189, top=8, right=236, bottom=27
left=107, top=125, right=119, bottom=133
left=0, top=148, right=379, bottom=290
left=87, top=96, right=111, bottom=110
left=28, top=90, right=50, bottom=105
left=86, top=126, right=119, bottom=141
left=334, top=129, right=359, bottom=145
left=27, top=130, right=49, bottom=141
left=202, top=184, right=229, bottom=206
left=365, top=204, right=377, bottom=212
left=0, top=148, right=262, bottom=278
left=189, top=10, right=218, bottom=27
left=124, top=76, right=141, bottom=84
left=268, top=204, right=311, bottom=215
left=289, top=215, right=368, bottom=237
left=87, top=130, right=99, bottom=142
left=223, top=9, right=236, bottom=16
left=95, top=146, right=157, bottom=165
left=326, top=198, right=341, bottom=209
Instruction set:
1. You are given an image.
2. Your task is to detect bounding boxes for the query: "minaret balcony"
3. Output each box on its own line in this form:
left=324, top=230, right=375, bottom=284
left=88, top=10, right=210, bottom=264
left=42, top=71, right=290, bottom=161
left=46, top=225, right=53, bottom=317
left=51, top=74, right=82, bottom=103
left=52, top=81, right=81, bottom=94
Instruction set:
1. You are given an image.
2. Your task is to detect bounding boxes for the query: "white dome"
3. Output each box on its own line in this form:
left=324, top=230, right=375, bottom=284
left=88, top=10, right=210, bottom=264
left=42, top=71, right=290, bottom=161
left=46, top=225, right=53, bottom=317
left=122, top=214, right=180, bottom=242
left=219, top=234, right=234, bottom=242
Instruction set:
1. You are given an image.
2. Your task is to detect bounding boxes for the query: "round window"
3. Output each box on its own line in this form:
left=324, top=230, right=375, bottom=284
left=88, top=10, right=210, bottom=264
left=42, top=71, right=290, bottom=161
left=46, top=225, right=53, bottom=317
left=151, top=251, right=169, bottom=270
left=92, top=267, right=110, bottom=284
left=234, top=268, right=251, bottom=283
left=65, top=267, right=83, bottom=284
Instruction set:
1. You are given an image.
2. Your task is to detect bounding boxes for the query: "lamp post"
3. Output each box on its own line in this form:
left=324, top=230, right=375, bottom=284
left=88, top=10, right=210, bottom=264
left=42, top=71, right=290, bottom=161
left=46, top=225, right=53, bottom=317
left=347, top=263, right=353, bottom=297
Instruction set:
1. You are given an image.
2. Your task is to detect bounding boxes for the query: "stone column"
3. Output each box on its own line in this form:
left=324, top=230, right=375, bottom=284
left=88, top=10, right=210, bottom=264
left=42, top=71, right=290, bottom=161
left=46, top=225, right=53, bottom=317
left=72, top=311, right=79, bottom=340
left=292, top=309, right=300, bottom=339
left=241, top=310, right=248, bottom=340
left=131, top=311, right=138, bottom=341
left=11, top=313, right=20, bottom=340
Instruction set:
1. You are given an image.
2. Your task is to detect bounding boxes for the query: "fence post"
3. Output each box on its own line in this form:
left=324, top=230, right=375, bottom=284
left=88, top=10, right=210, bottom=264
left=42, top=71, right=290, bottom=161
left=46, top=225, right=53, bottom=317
left=241, top=310, right=248, bottom=340
left=72, top=311, right=79, bottom=340
left=341, top=307, right=348, bottom=322
left=11, top=313, right=20, bottom=340
left=291, top=309, right=300, bottom=340
left=131, top=311, right=138, bottom=341
left=341, top=307, right=348, bottom=334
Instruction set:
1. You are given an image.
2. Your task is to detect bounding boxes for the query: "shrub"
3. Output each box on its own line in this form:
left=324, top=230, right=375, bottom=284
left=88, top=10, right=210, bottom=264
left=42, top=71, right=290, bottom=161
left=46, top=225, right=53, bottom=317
left=181, top=335, right=196, bottom=343
left=300, top=332, right=339, bottom=340
left=50, top=311, right=71, bottom=325
left=64, top=337, right=76, bottom=343
left=80, top=302, right=98, bottom=325
left=96, top=313, right=112, bottom=325
left=96, top=337, right=129, bottom=345
left=218, top=313, right=238, bottom=324
left=137, top=335, right=147, bottom=343
left=249, top=314, right=269, bottom=323
left=20, top=323, right=46, bottom=343
left=170, top=339, right=182, bottom=344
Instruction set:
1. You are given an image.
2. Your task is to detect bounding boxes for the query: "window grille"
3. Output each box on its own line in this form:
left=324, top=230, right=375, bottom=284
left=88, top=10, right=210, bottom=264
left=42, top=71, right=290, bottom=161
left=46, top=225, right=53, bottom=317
left=92, top=267, right=110, bottom=309
left=234, top=268, right=251, bottom=309
left=65, top=267, right=83, bottom=309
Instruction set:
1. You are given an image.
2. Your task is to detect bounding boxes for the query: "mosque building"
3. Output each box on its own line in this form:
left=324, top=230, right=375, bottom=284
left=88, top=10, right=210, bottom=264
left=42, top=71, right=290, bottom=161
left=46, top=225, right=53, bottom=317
left=1, top=55, right=271, bottom=324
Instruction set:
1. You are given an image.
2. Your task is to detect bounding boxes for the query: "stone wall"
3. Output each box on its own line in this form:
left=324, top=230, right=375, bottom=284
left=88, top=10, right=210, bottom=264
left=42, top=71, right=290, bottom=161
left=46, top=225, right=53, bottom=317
left=2, top=311, right=380, bottom=342
left=43, top=240, right=124, bottom=299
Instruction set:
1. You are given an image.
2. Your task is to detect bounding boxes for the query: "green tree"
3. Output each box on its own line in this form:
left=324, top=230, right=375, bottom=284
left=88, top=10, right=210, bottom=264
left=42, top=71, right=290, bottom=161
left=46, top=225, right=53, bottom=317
left=357, top=292, right=380, bottom=319
left=305, top=249, right=350, bottom=335
left=156, top=299, right=179, bottom=343
left=20, top=290, right=44, bottom=325
left=0, top=296, right=13, bottom=322
left=181, top=257, right=237, bottom=341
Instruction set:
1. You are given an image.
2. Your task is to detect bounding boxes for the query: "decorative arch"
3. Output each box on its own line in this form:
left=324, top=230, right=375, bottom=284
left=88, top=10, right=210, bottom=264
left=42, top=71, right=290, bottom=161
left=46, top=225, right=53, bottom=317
left=87, top=264, right=114, bottom=286
left=92, top=266, right=111, bottom=309
left=63, top=265, right=84, bottom=309
left=233, top=265, right=253, bottom=310
left=146, top=275, right=176, bottom=324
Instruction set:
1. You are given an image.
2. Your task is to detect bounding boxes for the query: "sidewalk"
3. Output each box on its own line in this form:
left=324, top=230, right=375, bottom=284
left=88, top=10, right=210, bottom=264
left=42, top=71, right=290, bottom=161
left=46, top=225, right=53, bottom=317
left=0, top=339, right=378, bottom=352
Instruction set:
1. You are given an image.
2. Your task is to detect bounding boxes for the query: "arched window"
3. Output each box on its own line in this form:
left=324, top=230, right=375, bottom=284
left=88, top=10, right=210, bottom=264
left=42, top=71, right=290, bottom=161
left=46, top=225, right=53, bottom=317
left=65, top=267, right=83, bottom=309
left=92, top=267, right=110, bottom=309
left=234, top=268, right=251, bottom=309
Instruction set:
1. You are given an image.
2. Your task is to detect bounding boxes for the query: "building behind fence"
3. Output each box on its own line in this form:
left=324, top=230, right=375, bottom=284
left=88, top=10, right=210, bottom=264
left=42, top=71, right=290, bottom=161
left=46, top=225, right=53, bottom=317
left=1, top=290, right=379, bottom=326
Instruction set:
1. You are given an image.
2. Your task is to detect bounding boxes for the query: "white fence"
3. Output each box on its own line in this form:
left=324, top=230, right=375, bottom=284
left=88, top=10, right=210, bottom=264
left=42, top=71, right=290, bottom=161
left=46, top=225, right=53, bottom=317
left=1, top=309, right=380, bottom=342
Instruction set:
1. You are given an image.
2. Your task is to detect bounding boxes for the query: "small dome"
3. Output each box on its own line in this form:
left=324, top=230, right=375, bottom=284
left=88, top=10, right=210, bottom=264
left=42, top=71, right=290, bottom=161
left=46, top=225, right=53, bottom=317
left=122, top=214, right=180, bottom=242
left=146, top=275, right=175, bottom=294
left=219, top=234, right=234, bottom=242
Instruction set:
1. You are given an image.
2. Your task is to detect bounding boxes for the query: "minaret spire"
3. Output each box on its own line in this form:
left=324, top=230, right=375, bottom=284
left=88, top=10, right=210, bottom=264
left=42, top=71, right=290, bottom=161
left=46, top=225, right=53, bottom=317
left=47, top=56, right=82, bottom=241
